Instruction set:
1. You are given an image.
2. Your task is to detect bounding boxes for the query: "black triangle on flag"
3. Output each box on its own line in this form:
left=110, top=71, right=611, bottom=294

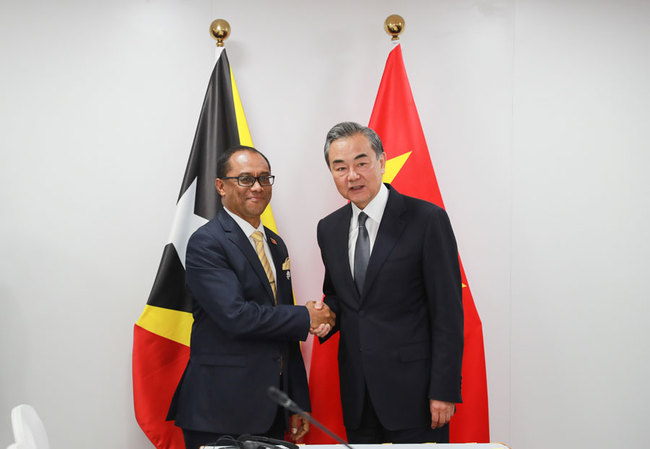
left=148, top=48, right=240, bottom=312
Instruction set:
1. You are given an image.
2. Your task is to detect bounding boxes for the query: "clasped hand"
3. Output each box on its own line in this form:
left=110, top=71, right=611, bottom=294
left=305, top=301, right=335, bottom=338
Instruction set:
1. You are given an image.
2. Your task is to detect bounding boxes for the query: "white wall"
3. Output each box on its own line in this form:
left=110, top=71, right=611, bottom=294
left=511, top=1, right=650, bottom=447
left=0, top=1, right=648, bottom=448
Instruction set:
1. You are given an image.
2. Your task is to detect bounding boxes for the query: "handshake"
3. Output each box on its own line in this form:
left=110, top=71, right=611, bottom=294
left=305, top=301, right=336, bottom=338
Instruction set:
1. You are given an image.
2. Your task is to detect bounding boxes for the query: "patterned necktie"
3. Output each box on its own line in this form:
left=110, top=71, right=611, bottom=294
left=354, top=212, right=370, bottom=294
left=251, top=231, right=277, bottom=302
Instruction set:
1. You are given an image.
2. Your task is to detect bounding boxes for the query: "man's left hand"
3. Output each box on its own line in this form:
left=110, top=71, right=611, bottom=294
left=310, top=322, right=331, bottom=338
left=430, top=399, right=455, bottom=429
left=289, top=413, right=310, bottom=442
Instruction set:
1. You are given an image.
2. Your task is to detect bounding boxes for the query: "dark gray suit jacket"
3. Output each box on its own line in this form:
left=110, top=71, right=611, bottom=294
left=317, top=184, right=463, bottom=431
left=168, top=210, right=311, bottom=434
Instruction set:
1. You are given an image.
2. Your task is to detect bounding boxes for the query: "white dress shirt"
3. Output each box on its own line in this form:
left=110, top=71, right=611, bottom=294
left=224, top=207, right=276, bottom=281
left=348, top=184, right=389, bottom=278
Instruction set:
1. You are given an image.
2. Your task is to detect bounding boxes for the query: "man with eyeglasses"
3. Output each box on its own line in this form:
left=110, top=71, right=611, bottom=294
left=168, top=145, right=336, bottom=449
left=316, top=122, right=464, bottom=444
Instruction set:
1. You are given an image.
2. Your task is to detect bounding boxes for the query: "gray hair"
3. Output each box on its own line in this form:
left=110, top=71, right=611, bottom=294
left=323, top=121, right=384, bottom=165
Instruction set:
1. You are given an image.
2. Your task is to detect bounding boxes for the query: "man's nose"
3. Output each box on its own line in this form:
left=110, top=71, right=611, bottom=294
left=250, top=179, right=264, bottom=191
left=347, top=168, right=360, bottom=181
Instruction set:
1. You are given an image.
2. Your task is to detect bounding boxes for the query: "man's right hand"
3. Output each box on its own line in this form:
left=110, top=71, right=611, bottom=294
left=305, top=301, right=335, bottom=336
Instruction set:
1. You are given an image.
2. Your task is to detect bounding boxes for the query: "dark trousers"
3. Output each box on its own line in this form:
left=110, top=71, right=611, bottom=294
left=182, top=406, right=285, bottom=449
left=345, top=388, right=449, bottom=444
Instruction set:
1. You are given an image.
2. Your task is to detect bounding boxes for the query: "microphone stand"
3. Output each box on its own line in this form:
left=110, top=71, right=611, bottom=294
left=267, top=386, right=354, bottom=449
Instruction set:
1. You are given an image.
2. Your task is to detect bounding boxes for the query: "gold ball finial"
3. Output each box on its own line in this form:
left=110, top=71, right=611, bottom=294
left=210, top=19, right=230, bottom=47
left=384, top=14, right=405, bottom=41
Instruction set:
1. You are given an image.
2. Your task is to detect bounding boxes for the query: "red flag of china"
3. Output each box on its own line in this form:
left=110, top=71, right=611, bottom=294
left=306, top=43, right=490, bottom=444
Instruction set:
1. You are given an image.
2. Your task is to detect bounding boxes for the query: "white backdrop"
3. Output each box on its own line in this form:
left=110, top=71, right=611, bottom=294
left=1, top=1, right=648, bottom=449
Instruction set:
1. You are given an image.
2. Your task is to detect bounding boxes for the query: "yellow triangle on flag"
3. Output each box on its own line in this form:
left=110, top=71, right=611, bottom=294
left=136, top=305, right=193, bottom=346
left=230, top=66, right=278, bottom=234
left=231, top=68, right=253, bottom=147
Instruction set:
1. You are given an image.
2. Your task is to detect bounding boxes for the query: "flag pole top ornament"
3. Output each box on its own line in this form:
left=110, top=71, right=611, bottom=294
left=384, top=14, right=405, bottom=41
left=210, top=19, right=230, bottom=47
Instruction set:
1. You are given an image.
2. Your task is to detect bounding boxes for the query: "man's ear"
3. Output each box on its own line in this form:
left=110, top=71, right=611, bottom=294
left=215, top=178, right=225, bottom=196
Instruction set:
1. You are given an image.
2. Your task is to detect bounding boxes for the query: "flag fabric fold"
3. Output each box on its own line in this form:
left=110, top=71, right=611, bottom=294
left=306, top=43, right=490, bottom=443
left=132, top=47, right=272, bottom=449
left=304, top=332, right=347, bottom=443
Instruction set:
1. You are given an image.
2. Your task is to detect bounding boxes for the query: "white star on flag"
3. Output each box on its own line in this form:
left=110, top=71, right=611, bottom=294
left=168, top=178, right=208, bottom=269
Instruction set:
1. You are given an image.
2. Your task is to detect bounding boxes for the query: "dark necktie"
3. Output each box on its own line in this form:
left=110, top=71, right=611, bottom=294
left=354, top=212, right=370, bottom=294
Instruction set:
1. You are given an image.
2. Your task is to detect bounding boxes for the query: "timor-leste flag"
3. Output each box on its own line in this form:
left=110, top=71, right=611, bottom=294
left=306, top=43, right=490, bottom=444
left=132, top=47, right=280, bottom=449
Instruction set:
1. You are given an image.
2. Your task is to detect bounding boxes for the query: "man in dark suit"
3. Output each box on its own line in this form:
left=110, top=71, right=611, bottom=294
left=168, top=146, right=335, bottom=449
left=317, top=122, right=464, bottom=444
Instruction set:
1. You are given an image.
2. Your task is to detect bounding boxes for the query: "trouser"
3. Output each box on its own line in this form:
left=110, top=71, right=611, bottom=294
left=345, top=387, right=449, bottom=444
left=182, top=405, right=285, bottom=449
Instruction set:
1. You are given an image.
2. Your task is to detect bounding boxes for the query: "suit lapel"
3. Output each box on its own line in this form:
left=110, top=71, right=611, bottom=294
left=218, top=212, right=275, bottom=302
left=362, top=186, right=406, bottom=301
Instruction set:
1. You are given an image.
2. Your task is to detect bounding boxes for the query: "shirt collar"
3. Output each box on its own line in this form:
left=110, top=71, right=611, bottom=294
left=224, top=207, right=266, bottom=239
left=351, top=183, right=389, bottom=224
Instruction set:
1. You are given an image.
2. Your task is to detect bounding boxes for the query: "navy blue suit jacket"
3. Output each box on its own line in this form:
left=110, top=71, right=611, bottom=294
left=317, top=184, right=463, bottom=431
left=168, top=210, right=311, bottom=434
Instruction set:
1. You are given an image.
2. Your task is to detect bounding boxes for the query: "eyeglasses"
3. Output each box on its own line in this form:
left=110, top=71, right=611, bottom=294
left=220, top=175, right=275, bottom=187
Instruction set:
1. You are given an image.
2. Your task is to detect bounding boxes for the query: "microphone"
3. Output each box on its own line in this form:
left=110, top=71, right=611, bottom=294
left=267, top=385, right=300, bottom=413
left=267, top=386, right=354, bottom=449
